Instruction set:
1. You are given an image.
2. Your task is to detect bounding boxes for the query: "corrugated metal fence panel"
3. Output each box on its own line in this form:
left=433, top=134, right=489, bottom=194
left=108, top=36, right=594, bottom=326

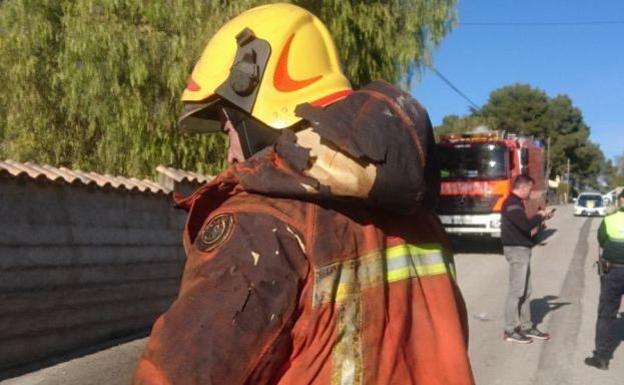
left=0, top=160, right=171, bottom=194
left=0, top=177, right=187, bottom=370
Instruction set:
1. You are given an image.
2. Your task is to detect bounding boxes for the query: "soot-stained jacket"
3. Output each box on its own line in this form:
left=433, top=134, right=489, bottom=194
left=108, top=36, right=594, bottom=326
left=132, top=81, right=475, bottom=385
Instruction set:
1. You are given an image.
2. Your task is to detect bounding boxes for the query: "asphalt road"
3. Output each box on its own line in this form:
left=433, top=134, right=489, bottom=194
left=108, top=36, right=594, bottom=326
left=3, top=204, right=623, bottom=385
left=454, top=204, right=624, bottom=385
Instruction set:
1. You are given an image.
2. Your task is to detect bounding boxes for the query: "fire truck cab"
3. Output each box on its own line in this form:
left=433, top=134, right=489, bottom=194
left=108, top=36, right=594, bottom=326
left=437, top=131, right=546, bottom=238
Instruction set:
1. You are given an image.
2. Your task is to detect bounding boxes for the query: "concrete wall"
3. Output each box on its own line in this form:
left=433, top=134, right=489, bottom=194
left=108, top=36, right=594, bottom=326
left=0, top=176, right=187, bottom=370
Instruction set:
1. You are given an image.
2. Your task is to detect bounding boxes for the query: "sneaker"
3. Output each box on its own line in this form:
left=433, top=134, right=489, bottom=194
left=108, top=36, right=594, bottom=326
left=584, top=355, right=609, bottom=370
left=521, top=327, right=550, bottom=340
left=503, top=330, right=533, bottom=344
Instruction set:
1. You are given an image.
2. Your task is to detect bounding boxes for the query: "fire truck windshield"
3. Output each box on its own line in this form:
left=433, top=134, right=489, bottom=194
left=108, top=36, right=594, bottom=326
left=438, top=143, right=508, bottom=180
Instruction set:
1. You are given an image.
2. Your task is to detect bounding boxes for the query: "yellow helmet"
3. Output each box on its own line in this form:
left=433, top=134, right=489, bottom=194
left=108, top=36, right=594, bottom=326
left=179, top=3, right=352, bottom=133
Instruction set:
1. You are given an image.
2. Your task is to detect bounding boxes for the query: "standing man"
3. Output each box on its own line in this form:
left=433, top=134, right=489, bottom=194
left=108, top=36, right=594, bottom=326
left=585, top=190, right=624, bottom=370
left=501, top=175, right=554, bottom=343
left=132, top=4, right=474, bottom=385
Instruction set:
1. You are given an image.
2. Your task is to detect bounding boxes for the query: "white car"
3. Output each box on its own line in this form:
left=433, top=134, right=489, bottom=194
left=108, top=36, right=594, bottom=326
left=574, top=193, right=607, bottom=216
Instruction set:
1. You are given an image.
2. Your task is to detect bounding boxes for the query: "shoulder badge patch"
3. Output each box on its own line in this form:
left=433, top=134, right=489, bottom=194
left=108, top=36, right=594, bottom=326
left=196, top=213, right=234, bottom=252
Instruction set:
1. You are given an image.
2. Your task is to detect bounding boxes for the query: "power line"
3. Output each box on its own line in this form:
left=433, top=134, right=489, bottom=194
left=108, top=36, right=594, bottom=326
left=461, top=20, right=624, bottom=26
left=428, top=67, right=480, bottom=110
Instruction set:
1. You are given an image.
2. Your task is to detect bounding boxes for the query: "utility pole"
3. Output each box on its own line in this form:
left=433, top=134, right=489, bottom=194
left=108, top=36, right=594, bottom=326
left=566, top=158, right=571, bottom=204
left=545, top=137, right=551, bottom=191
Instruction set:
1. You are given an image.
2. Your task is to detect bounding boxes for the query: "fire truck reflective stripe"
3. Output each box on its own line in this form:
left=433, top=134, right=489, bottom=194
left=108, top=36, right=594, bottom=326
left=318, top=243, right=451, bottom=385
left=313, top=243, right=451, bottom=307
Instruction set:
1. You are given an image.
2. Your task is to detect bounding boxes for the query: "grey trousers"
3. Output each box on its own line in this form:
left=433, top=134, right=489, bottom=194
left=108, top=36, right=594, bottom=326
left=504, top=246, right=533, bottom=333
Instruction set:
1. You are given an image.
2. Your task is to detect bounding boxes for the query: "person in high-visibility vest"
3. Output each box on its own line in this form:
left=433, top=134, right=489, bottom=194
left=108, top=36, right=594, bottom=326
left=131, top=4, right=475, bottom=385
left=585, top=190, right=624, bottom=370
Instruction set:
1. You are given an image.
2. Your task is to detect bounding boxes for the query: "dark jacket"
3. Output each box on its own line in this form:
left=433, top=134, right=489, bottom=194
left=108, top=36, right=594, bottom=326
left=501, top=193, right=543, bottom=247
left=132, top=81, right=474, bottom=385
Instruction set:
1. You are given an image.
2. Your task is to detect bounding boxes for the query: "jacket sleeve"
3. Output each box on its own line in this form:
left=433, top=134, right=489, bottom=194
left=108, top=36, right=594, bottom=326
left=132, top=211, right=309, bottom=385
left=503, top=202, right=543, bottom=235
left=598, top=219, right=608, bottom=248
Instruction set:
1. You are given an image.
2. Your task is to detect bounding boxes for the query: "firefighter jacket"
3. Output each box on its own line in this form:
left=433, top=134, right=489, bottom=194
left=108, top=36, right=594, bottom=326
left=132, top=81, right=475, bottom=385
left=599, top=208, right=624, bottom=263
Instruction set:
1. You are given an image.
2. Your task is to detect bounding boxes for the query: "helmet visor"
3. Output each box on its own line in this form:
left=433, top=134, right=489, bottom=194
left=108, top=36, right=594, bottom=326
left=178, top=101, right=222, bottom=133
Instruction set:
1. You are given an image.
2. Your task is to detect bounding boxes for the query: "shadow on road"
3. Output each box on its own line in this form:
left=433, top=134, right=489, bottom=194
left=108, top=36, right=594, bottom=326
left=530, top=295, right=571, bottom=326
left=450, top=236, right=502, bottom=254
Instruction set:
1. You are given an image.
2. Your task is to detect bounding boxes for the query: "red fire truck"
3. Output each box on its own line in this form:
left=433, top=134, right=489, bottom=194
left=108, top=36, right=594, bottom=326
left=437, top=131, right=546, bottom=238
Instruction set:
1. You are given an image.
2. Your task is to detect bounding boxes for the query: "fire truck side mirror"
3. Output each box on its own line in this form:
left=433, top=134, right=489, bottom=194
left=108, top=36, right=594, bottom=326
left=520, top=148, right=530, bottom=175
left=521, top=148, right=529, bottom=166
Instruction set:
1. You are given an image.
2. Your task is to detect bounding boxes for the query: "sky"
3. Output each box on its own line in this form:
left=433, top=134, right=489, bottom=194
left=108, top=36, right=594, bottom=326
left=411, top=0, right=624, bottom=162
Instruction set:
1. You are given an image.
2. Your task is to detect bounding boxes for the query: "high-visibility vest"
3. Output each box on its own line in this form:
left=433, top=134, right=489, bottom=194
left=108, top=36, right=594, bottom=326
left=605, top=211, right=624, bottom=241
left=602, top=210, right=624, bottom=262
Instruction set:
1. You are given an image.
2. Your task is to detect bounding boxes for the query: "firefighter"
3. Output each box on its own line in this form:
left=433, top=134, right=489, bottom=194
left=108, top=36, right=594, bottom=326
left=132, top=4, right=474, bottom=385
left=585, top=190, right=624, bottom=370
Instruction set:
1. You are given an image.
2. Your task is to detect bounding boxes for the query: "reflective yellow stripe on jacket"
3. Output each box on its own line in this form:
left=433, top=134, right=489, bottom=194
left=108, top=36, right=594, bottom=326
left=312, top=243, right=453, bottom=385
left=314, top=243, right=453, bottom=306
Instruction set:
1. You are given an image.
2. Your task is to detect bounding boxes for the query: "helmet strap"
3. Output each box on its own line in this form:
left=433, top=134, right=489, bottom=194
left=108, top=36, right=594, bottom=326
left=222, top=106, right=280, bottom=159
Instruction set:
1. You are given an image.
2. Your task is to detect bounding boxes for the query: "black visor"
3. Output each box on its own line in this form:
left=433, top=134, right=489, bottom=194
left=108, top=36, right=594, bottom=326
left=178, top=101, right=222, bottom=133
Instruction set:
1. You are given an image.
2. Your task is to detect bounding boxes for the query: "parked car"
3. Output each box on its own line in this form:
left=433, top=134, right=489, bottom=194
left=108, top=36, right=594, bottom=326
left=603, top=187, right=624, bottom=206
left=574, top=192, right=607, bottom=216
left=603, top=194, right=612, bottom=206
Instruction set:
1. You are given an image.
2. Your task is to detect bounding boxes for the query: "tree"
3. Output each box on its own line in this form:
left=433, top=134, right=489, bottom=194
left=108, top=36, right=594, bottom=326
left=434, top=114, right=496, bottom=137
left=479, top=84, right=550, bottom=139
left=0, top=0, right=457, bottom=178
left=572, top=141, right=605, bottom=189
left=605, top=155, right=624, bottom=189
left=435, top=84, right=606, bottom=189
left=298, top=0, right=457, bottom=87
